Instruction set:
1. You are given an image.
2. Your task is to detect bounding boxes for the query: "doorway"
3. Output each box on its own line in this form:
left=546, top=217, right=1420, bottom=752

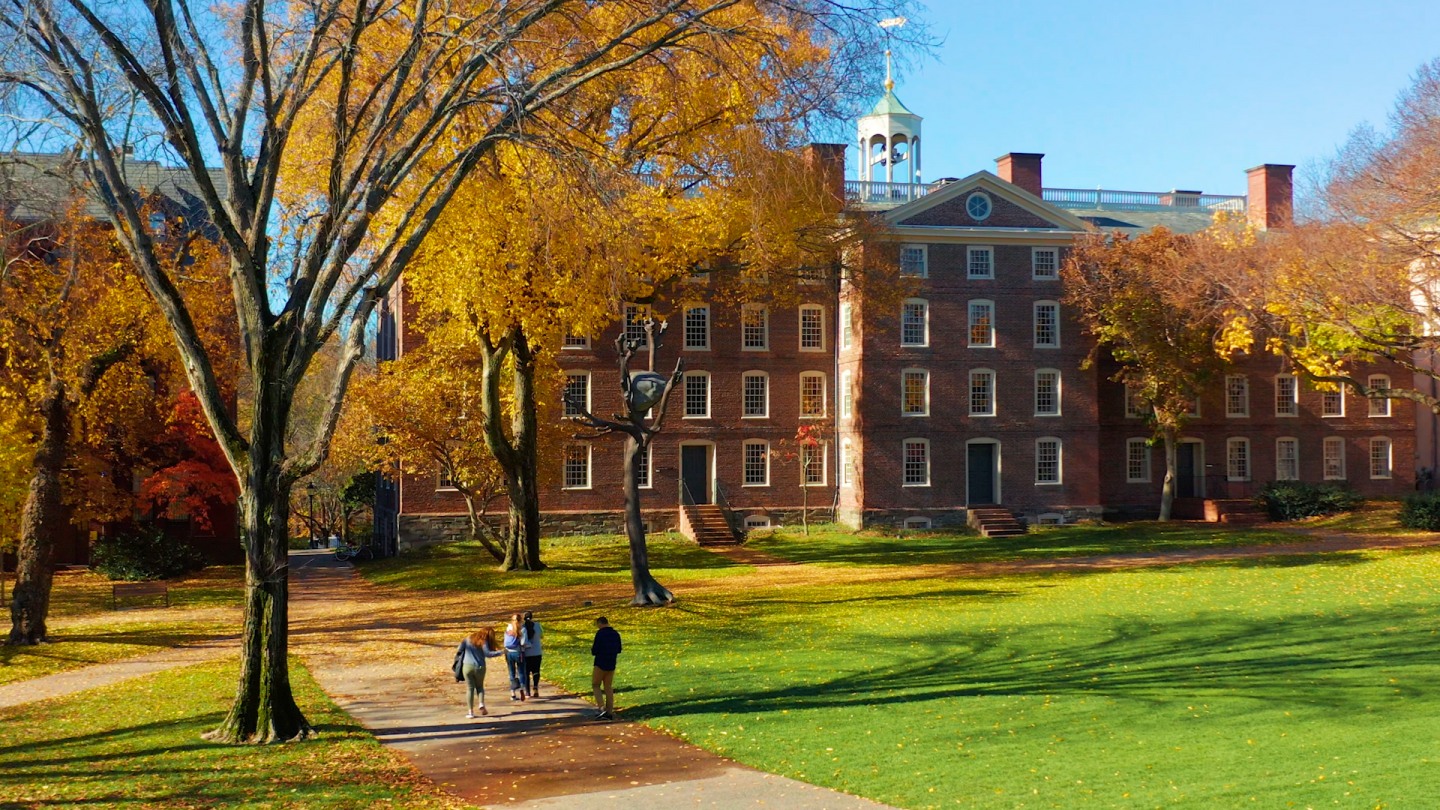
left=681, top=445, right=711, bottom=504
left=967, top=442, right=998, bottom=505
left=1176, top=441, right=1204, bottom=498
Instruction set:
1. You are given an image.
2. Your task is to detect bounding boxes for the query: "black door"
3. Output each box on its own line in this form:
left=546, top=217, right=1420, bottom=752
left=967, top=444, right=996, bottom=505
left=1177, top=443, right=1198, bottom=498
left=681, top=445, right=710, bottom=504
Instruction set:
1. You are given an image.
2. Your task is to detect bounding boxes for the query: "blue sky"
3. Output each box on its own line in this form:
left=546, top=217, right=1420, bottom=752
left=842, top=1, right=1440, bottom=196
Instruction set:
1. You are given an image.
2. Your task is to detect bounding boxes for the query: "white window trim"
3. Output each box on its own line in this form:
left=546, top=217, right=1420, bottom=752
left=903, top=516, right=932, bottom=530
left=901, top=367, right=930, bottom=417
left=1369, top=436, right=1393, bottom=479
left=1321, top=388, right=1346, bottom=418
left=969, top=368, right=997, bottom=417
left=840, top=438, right=854, bottom=487
left=744, top=515, right=772, bottom=530
left=840, top=370, right=854, bottom=419
left=901, top=298, right=929, bottom=348
left=563, top=370, right=591, bottom=418
left=799, top=371, right=828, bottom=419
left=623, top=303, right=651, bottom=347
left=741, top=304, right=770, bottom=352
left=902, top=437, right=931, bottom=487
left=799, top=305, right=826, bottom=352
left=1035, top=437, right=1063, bottom=486
left=1124, top=383, right=1149, bottom=419
left=968, top=299, right=996, bottom=348
left=1033, top=300, right=1061, bottom=349
left=1225, top=375, right=1250, bottom=418
left=839, top=302, right=853, bottom=350
left=1275, top=437, right=1300, bottom=481
left=437, top=467, right=458, bottom=492
left=683, top=371, right=712, bottom=419
left=1275, top=374, right=1299, bottom=417
left=562, top=445, right=592, bottom=490
left=1323, top=436, right=1347, bottom=480
left=1126, top=437, right=1152, bottom=483
left=637, top=444, right=653, bottom=489
left=1031, top=246, right=1060, bottom=280
left=1226, top=437, right=1251, bottom=482
left=741, top=370, right=770, bottom=419
left=801, top=443, right=828, bottom=487
left=742, top=439, right=771, bottom=487
left=1369, top=376, right=1392, bottom=417
left=561, top=334, right=591, bottom=350
left=967, top=245, right=995, bottom=279
left=683, top=304, right=711, bottom=351
left=900, top=243, right=928, bottom=279
left=1034, top=368, right=1062, bottom=417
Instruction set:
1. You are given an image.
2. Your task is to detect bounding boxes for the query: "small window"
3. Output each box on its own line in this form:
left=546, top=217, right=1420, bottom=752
left=1276, top=437, right=1299, bottom=481
left=1226, top=375, right=1249, bottom=418
left=802, top=443, right=826, bottom=487
left=1322, top=388, right=1345, bottom=417
left=841, top=370, right=854, bottom=419
left=563, top=445, right=591, bottom=489
left=1126, top=438, right=1151, bottom=483
left=563, top=372, right=590, bottom=418
left=900, top=244, right=928, bottom=278
left=967, top=246, right=994, bottom=279
left=437, top=467, right=456, bottom=491
left=742, top=304, right=769, bottom=351
left=840, top=438, right=855, bottom=487
left=903, top=517, right=932, bottom=530
left=839, top=302, right=854, bottom=350
left=966, top=192, right=993, bottom=222
left=1370, top=437, right=1392, bottom=479
left=1323, top=436, right=1346, bottom=480
left=1035, top=369, right=1061, bottom=416
left=903, top=439, right=930, bottom=486
left=1033, top=301, right=1060, bottom=348
left=968, top=300, right=995, bottom=347
left=1124, top=383, right=1149, bottom=419
left=743, top=440, right=770, bottom=486
left=970, top=369, right=996, bottom=416
left=624, top=304, right=650, bottom=347
left=1032, top=247, right=1059, bottom=279
left=1035, top=437, right=1062, bottom=485
left=684, top=372, right=710, bottom=418
left=1184, top=396, right=1201, bottom=418
left=799, top=305, right=825, bottom=351
left=742, top=372, right=769, bottom=419
left=562, top=333, right=590, bottom=349
left=902, top=369, right=929, bottom=417
left=1275, top=374, right=1298, bottom=416
left=901, top=299, right=929, bottom=347
left=684, top=305, right=710, bottom=350
left=799, top=372, right=827, bottom=418
left=1368, top=375, right=1391, bottom=417
left=636, top=443, right=652, bottom=489
left=1226, top=437, right=1251, bottom=482
left=1036, top=513, right=1064, bottom=526
left=744, top=515, right=772, bottom=530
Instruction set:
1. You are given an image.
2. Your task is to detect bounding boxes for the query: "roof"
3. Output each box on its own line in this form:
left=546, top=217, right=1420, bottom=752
left=866, top=88, right=919, bottom=118
left=1068, top=209, right=1227, bottom=235
left=0, top=152, right=225, bottom=225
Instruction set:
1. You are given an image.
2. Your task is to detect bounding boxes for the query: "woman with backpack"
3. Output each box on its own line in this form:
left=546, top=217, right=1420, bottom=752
left=456, top=626, right=503, bottom=718
left=521, top=610, right=543, bottom=698
left=504, top=613, right=529, bottom=701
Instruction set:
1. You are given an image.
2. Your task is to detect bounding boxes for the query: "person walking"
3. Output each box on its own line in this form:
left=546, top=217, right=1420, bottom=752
left=456, top=626, right=503, bottom=719
left=521, top=611, right=543, bottom=698
left=504, top=613, right=529, bottom=701
left=590, top=616, right=622, bottom=719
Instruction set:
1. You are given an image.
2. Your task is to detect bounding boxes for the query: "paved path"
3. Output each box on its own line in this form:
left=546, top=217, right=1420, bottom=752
left=0, top=636, right=234, bottom=709
left=287, top=550, right=889, bottom=809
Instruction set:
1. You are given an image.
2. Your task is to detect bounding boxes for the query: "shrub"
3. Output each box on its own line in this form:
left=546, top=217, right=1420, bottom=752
left=1260, top=481, right=1362, bottom=521
left=1400, top=492, right=1440, bottom=530
left=91, top=525, right=206, bottom=581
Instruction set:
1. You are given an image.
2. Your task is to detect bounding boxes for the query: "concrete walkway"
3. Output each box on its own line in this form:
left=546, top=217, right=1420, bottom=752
left=0, top=636, right=234, bottom=709
left=287, top=550, right=890, bottom=809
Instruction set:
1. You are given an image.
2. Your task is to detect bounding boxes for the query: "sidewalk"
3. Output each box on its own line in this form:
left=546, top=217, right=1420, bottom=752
left=287, top=550, right=890, bottom=809
left=0, top=636, right=234, bottom=710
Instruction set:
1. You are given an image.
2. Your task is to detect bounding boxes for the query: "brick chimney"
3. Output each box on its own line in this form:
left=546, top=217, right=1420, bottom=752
left=996, top=152, right=1044, bottom=198
left=801, top=143, right=848, bottom=209
left=1246, top=164, right=1294, bottom=230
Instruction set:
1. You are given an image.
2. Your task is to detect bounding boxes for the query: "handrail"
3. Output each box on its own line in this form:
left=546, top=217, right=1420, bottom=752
left=680, top=480, right=697, bottom=508
left=714, top=482, right=740, bottom=540
left=1043, top=188, right=1246, bottom=212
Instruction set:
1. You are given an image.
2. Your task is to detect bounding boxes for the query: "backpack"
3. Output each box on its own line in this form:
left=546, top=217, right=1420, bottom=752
left=451, top=643, right=465, bottom=682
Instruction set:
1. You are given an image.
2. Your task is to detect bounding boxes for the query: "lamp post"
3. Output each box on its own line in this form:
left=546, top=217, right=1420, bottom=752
left=306, top=482, right=316, bottom=549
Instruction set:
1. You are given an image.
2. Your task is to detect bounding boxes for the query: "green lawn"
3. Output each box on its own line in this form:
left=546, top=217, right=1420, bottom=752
left=360, top=532, right=753, bottom=592
left=0, top=657, right=460, bottom=808
left=0, top=619, right=235, bottom=685
left=748, top=521, right=1310, bottom=567
left=30, top=565, right=247, bottom=618
left=535, top=546, right=1440, bottom=808
left=1299, top=501, right=1434, bottom=538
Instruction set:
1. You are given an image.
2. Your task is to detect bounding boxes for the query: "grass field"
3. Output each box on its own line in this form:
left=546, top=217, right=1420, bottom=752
left=534, top=545, right=1440, bottom=808
left=360, top=532, right=753, bottom=592
left=0, top=618, right=235, bottom=685
left=0, top=657, right=460, bottom=808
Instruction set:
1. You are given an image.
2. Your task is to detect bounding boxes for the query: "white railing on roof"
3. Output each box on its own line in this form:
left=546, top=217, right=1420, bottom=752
left=1042, top=188, right=1246, bottom=212
left=844, top=179, right=939, bottom=205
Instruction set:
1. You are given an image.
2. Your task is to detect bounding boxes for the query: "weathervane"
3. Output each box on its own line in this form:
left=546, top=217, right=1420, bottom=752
left=877, top=16, right=907, bottom=91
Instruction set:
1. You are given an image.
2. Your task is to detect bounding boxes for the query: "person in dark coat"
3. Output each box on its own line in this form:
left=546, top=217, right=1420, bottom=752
left=590, top=616, right=622, bottom=719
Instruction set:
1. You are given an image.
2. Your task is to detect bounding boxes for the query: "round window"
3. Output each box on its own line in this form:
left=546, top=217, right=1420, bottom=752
left=966, top=191, right=993, bottom=221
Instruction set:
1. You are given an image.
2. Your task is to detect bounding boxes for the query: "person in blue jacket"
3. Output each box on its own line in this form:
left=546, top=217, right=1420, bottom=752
left=590, top=616, right=622, bottom=719
left=456, top=626, right=503, bottom=718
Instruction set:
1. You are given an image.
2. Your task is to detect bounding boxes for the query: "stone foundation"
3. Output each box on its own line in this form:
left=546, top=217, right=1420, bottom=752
left=397, top=510, right=683, bottom=551
left=846, top=504, right=1105, bottom=531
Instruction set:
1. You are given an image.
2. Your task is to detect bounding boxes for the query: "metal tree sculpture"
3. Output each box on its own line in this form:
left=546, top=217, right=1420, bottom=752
left=567, top=319, right=684, bottom=606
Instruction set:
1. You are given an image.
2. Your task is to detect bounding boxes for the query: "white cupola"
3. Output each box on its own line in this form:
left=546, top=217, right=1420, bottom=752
left=857, top=50, right=922, bottom=185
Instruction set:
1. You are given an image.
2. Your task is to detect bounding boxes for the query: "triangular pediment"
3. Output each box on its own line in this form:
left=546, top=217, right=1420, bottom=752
left=885, top=171, right=1090, bottom=232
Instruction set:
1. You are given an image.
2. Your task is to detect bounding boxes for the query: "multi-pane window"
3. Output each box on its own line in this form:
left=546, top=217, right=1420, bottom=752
left=799, top=305, right=825, bottom=351
left=742, top=304, right=769, bottom=350
left=743, top=440, right=770, bottom=486
left=967, top=246, right=994, bottom=279
left=1275, top=374, right=1298, bottom=416
left=1033, top=301, right=1060, bottom=348
left=563, top=372, right=590, bottom=418
left=799, top=372, right=827, bottom=418
left=1124, top=383, right=1149, bottom=419
left=563, top=445, right=591, bottom=489
left=1035, top=369, right=1060, bottom=416
left=1276, top=437, right=1299, bottom=480
left=684, top=305, right=710, bottom=350
left=437, top=466, right=456, bottom=490
left=902, top=369, right=929, bottom=416
left=1323, top=436, right=1346, bottom=480
left=840, top=438, right=853, bottom=486
left=1225, top=375, right=1249, bottom=417
left=634, top=444, right=651, bottom=488
left=839, top=303, right=854, bottom=350
left=1369, top=375, right=1391, bottom=417
left=1322, top=389, right=1345, bottom=417
left=901, top=299, right=928, bottom=347
left=802, top=444, right=826, bottom=486
left=1035, top=438, right=1061, bottom=484
left=903, top=439, right=930, bottom=486
left=968, top=300, right=995, bottom=347
left=1126, top=438, right=1151, bottom=483
left=684, top=373, right=710, bottom=418
left=900, top=244, right=927, bottom=277
left=624, top=304, right=650, bottom=347
left=841, top=370, right=854, bottom=419
left=1226, top=437, right=1251, bottom=481
left=1032, top=247, right=1059, bottom=279
left=970, top=369, right=996, bottom=416
left=562, top=333, right=590, bottom=349
left=742, top=372, right=768, bottom=418
left=1370, top=437, right=1393, bottom=479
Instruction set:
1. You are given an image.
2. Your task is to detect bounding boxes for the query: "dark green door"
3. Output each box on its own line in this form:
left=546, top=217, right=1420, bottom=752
left=681, top=445, right=710, bottom=504
left=967, top=444, right=996, bottom=505
left=1177, top=443, right=1198, bottom=498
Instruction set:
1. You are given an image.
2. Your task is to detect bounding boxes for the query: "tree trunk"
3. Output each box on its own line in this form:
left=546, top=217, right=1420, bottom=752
left=8, top=378, right=69, bottom=645
left=501, top=330, right=544, bottom=571
left=625, top=435, right=672, bottom=606
left=462, top=492, right=505, bottom=562
left=1159, top=429, right=1178, bottom=522
left=801, top=452, right=811, bottom=536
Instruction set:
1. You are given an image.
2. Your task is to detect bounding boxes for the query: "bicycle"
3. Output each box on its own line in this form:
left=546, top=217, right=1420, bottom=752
left=334, top=542, right=374, bottom=562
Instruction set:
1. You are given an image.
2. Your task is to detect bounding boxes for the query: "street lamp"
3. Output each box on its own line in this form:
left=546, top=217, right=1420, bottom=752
left=306, top=482, right=316, bottom=548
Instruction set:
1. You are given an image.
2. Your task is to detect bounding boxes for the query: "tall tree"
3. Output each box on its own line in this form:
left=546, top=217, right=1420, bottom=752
left=1, top=0, right=912, bottom=741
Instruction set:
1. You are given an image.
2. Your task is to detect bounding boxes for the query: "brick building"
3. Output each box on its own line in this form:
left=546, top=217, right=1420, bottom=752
left=377, top=81, right=1418, bottom=547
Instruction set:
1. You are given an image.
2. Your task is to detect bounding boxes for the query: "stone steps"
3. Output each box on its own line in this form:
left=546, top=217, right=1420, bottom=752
left=968, top=507, right=1027, bottom=538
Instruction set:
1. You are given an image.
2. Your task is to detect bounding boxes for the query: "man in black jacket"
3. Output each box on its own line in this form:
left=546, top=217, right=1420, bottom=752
left=590, top=616, right=622, bottom=719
